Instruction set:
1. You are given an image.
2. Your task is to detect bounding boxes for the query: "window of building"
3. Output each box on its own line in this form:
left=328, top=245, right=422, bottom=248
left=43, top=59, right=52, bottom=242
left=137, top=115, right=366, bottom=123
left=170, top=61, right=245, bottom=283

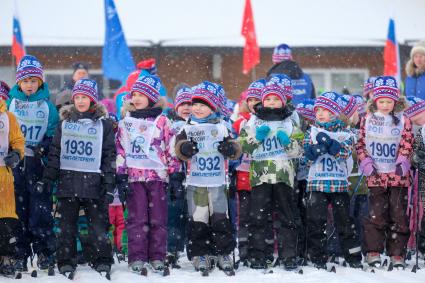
left=304, top=68, right=369, bottom=96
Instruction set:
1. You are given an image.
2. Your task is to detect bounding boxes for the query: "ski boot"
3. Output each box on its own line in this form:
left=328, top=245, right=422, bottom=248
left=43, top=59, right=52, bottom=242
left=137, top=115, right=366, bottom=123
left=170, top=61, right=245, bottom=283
left=389, top=256, right=405, bottom=270
left=94, top=262, right=111, bottom=280
left=14, top=258, right=28, bottom=273
left=366, top=252, right=381, bottom=267
left=150, top=260, right=170, bottom=276
left=0, top=256, right=16, bottom=278
left=192, top=255, right=210, bottom=276
left=59, top=264, right=76, bottom=280
left=282, top=257, right=298, bottom=271
left=249, top=258, right=266, bottom=269
left=217, top=255, right=235, bottom=276
left=166, top=252, right=180, bottom=269
left=129, top=261, right=148, bottom=276
left=37, top=253, right=55, bottom=276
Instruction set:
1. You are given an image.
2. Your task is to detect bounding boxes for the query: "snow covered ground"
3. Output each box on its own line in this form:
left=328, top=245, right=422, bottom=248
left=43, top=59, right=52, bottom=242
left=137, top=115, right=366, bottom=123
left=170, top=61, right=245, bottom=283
left=3, top=256, right=425, bottom=283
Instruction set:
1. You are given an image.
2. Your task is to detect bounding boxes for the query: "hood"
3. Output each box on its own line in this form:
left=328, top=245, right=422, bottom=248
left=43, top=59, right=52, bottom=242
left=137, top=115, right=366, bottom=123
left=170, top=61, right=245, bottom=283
left=60, top=103, right=108, bottom=121
left=405, top=59, right=425, bottom=77
left=8, top=83, right=50, bottom=102
left=266, top=60, right=304, bottom=79
left=366, top=96, right=407, bottom=115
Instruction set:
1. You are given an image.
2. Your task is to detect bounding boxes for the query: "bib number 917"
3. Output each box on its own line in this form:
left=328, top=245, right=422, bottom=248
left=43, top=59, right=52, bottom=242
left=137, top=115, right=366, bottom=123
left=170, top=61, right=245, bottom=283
left=21, top=125, right=42, bottom=140
left=369, top=142, right=396, bottom=158
left=197, top=156, right=220, bottom=171
left=65, top=140, right=93, bottom=156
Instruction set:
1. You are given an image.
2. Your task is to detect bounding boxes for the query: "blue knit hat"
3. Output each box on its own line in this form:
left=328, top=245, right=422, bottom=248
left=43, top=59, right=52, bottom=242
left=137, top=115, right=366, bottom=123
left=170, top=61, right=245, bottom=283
left=272, top=43, right=293, bottom=64
left=353, top=94, right=366, bottom=115
left=340, top=94, right=358, bottom=118
left=16, top=55, right=44, bottom=83
left=0, top=81, right=10, bottom=100
left=174, top=87, right=192, bottom=109
left=192, top=81, right=221, bottom=111
left=314, top=92, right=343, bottom=116
left=406, top=96, right=425, bottom=118
left=72, top=79, right=98, bottom=103
left=372, top=76, right=399, bottom=102
left=131, top=75, right=162, bottom=104
left=264, top=74, right=293, bottom=102
left=296, top=98, right=316, bottom=121
left=363, top=76, right=376, bottom=97
left=246, top=79, right=266, bottom=101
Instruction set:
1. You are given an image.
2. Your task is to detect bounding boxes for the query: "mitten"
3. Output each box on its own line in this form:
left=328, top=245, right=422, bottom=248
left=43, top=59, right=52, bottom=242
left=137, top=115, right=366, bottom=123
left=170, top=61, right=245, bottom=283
left=276, top=131, right=290, bottom=146
left=218, top=141, right=236, bottom=158
left=255, top=125, right=271, bottom=142
left=359, top=157, right=377, bottom=176
left=180, top=140, right=199, bottom=159
left=4, top=150, right=20, bottom=169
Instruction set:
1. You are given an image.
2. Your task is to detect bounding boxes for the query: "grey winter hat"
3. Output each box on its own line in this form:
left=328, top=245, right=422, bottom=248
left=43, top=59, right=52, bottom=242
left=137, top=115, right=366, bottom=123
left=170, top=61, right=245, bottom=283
left=410, top=41, right=425, bottom=58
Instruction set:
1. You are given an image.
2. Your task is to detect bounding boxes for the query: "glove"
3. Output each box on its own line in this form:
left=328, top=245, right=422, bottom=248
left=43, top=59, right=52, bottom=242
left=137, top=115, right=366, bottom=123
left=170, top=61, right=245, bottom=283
left=116, top=174, right=130, bottom=203
left=395, top=156, right=411, bottom=177
left=276, top=131, right=290, bottom=146
left=180, top=140, right=199, bottom=159
left=167, top=172, right=185, bottom=202
left=35, top=181, right=51, bottom=194
left=104, top=183, right=115, bottom=204
left=327, top=139, right=342, bottom=156
left=218, top=141, right=236, bottom=158
left=412, top=150, right=425, bottom=170
left=316, top=132, right=332, bottom=147
left=28, top=144, right=47, bottom=160
left=255, top=125, right=271, bottom=142
left=4, top=150, right=21, bottom=169
left=359, top=158, right=377, bottom=177
left=305, top=144, right=328, bottom=162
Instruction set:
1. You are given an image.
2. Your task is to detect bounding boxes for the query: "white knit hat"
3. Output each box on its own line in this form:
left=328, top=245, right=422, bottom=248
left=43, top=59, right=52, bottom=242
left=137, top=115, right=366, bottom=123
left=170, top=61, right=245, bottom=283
left=410, top=41, right=425, bottom=58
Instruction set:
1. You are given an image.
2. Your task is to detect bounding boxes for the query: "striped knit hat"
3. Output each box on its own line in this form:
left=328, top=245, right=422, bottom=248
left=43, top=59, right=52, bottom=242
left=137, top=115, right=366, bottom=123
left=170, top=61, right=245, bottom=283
left=0, top=81, right=10, bottom=100
left=272, top=43, right=293, bottom=64
left=72, top=79, right=98, bottom=103
left=296, top=98, right=316, bottom=121
left=261, top=74, right=292, bottom=106
left=191, top=81, right=221, bottom=111
left=16, top=55, right=44, bottom=83
left=314, top=92, right=343, bottom=116
left=363, top=76, right=376, bottom=98
left=266, top=73, right=293, bottom=101
left=131, top=75, right=162, bottom=104
left=372, top=76, right=399, bottom=102
left=246, top=79, right=266, bottom=101
left=174, top=87, right=192, bottom=109
left=340, top=94, right=358, bottom=118
left=406, top=96, right=425, bottom=118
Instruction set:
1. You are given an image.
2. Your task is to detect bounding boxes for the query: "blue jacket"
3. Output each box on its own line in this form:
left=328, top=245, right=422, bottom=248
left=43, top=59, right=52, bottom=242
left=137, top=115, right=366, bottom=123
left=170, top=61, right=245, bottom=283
left=405, top=73, right=425, bottom=100
left=7, top=83, right=59, bottom=138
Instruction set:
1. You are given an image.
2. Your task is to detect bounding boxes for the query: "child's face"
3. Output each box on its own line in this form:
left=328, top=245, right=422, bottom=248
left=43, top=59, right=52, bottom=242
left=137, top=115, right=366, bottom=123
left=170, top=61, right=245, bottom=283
left=376, top=98, right=395, bottom=115
left=192, top=102, right=213, bottom=119
left=411, top=113, right=425, bottom=126
left=20, top=77, right=40, bottom=96
left=132, top=92, right=150, bottom=110
left=315, top=107, right=333, bottom=123
left=263, top=95, right=283, bottom=109
left=74, top=94, right=91, bottom=112
left=176, top=103, right=192, bottom=120
left=413, top=53, right=425, bottom=70
left=247, top=97, right=261, bottom=113
left=73, top=69, right=89, bottom=83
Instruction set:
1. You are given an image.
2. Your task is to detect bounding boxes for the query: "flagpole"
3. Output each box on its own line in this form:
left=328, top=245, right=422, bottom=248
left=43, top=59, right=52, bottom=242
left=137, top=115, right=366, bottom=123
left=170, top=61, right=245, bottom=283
left=251, top=66, right=256, bottom=81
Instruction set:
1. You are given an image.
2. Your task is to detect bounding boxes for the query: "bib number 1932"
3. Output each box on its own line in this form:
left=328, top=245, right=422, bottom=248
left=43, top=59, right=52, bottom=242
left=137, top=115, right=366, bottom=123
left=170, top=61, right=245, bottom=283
left=197, top=156, right=220, bottom=171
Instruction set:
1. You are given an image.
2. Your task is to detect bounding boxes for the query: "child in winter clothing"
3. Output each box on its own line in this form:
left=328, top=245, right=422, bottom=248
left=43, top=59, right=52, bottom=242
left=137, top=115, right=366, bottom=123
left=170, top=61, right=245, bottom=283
left=116, top=75, right=180, bottom=273
left=7, top=55, right=59, bottom=272
left=356, top=76, right=413, bottom=268
left=175, top=81, right=241, bottom=273
left=239, top=75, right=302, bottom=270
left=40, top=79, right=115, bottom=274
left=166, top=86, right=192, bottom=268
left=363, top=77, right=376, bottom=101
left=0, top=81, right=25, bottom=277
left=303, top=92, right=362, bottom=269
left=232, top=79, right=264, bottom=265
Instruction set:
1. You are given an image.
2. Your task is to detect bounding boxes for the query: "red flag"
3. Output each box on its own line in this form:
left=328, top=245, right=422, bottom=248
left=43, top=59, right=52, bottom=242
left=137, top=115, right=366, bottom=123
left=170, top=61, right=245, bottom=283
left=383, top=18, right=400, bottom=82
left=241, top=0, right=259, bottom=74
left=12, top=1, right=26, bottom=66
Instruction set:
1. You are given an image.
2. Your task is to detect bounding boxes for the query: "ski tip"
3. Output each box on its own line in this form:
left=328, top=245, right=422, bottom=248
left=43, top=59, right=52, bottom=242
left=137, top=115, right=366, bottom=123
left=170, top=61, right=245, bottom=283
left=15, top=273, right=22, bottom=279
left=330, top=266, right=336, bottom=273
left=140, top=268, right=148, bottom=276
left=298, top=269, right=304, bottom=275
left=31, top=270, right=38, bottom=277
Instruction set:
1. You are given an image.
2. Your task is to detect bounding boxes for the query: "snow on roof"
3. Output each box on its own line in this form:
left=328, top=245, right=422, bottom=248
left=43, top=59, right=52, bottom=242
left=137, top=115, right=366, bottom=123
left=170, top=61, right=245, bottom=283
left=0, top=0, right=424, bottom=47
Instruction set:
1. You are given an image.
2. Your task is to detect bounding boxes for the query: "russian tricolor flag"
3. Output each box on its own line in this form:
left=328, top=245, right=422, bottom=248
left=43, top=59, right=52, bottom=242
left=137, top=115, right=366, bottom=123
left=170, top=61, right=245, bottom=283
left=12, top=1, right=26, bottom=66
left=383, top=18, right=400, bottom=82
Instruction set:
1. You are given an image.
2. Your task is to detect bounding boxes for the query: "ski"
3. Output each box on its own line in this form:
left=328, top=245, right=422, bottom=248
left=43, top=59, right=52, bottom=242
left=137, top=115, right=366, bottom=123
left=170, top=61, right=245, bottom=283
left=98, top=270, right=111, bottom=280
left=140, top=267, right=148, bottom=276
left=200, top=267, right=209, bottom=277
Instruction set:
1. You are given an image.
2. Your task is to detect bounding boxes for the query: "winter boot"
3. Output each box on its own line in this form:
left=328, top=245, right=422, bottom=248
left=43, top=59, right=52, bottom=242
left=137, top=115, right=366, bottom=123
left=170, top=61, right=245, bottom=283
left=37, top=253, right=54, bottom=270
left=390, top=256, right=405, bottom=268
left=150, top=260, right=165, bottom=272
left=249, top=258, right=266, bottom=269
left=59, top=264, right=76, bottom=275
left=192, top=255, right=210, bottom=272
left=0, top=256, right=15, bottom=277
left=218, top=254, right=233, bottom=271
left=282, top=257, right=298, bottom=271
left=129, top=260, right=147, bottom=273
left=14, top=258, right=28, bottom=272
left=94, top=263, right=111, bottom=273
left=366, top=252, right=381, bottom=267
left=166, top=252, right=180, bottom=268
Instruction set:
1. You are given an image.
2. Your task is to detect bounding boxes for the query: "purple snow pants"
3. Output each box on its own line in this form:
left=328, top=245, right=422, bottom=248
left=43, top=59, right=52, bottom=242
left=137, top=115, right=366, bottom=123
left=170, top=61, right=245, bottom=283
left=127, top=181, right=167, bottom=263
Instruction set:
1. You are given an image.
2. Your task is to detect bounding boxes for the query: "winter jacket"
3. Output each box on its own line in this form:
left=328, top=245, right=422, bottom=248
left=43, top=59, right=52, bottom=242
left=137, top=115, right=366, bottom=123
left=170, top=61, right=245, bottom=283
left=0, top=100, right=24, bottom=219
left=356, top=101, right=413, bottom=188
left=42, top=104, right=116, bottom=199
left=116, top=102, right=181, bottom=183
left=405, top=58, right=425, bottom=100
left=233, top=112, right=252, bottom=191
left=412, top=127, right=425, bottom=196
left=266, top=60, right=315, bottom=105
left=239, top=106, right=302, bottom=188
left=304, top=120, right=353, bottom=193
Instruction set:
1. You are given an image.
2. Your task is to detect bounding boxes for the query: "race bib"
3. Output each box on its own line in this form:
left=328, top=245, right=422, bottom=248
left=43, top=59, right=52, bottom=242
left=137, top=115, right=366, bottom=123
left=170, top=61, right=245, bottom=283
left=365, top=113, right=403, bottom=173
left=0, top=113, right=9, bottom=166
left=308, top=127, right=351, bottom=182
left=60, top=119, right=103, bottom=173
left=185, top=123, right=226, bottom=187
left=249, top=117, right=294, bottom=161
left=119, top=116, right=165, bottom=170
left=9, top=99, right=49, bottom=156
left=171, top=120, right=186, bottom=135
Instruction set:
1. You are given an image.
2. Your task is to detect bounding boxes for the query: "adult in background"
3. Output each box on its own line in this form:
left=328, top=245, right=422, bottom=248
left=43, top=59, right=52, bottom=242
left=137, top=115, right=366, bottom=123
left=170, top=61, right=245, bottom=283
left=55, top=62, right=90, bottom=109
left=405, top=41, right=425, bottom=100
left=267, top=43, right=316, bottom=105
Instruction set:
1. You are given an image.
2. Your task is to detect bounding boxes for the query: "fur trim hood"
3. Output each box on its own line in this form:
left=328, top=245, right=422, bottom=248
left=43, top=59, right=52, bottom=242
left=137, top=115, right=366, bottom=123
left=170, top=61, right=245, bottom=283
left=60, top=103, right=108, bottom=121
left=366, top=96, right=408, bottom=114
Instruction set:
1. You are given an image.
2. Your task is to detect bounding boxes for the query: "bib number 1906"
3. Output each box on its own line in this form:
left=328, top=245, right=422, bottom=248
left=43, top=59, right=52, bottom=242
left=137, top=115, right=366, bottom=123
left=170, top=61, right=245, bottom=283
left=369, top=142, right=396, bottom=158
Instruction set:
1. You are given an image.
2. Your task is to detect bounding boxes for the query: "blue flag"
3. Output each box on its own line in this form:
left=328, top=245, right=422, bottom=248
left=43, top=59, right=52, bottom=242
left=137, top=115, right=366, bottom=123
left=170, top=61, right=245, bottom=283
left=102, top=0, right=135, bottom=83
